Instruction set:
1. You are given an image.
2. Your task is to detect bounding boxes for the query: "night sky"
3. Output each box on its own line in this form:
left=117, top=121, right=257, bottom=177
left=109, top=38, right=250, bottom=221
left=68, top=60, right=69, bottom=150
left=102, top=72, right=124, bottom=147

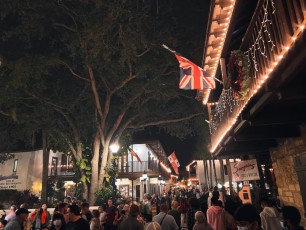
left=133, top=1, right=211, bottom=168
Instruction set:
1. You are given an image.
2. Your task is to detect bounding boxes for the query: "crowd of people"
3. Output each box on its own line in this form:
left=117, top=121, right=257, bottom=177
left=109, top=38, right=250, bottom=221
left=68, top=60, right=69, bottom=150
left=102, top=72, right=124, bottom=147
left=0, top=186, right=305, bottom=230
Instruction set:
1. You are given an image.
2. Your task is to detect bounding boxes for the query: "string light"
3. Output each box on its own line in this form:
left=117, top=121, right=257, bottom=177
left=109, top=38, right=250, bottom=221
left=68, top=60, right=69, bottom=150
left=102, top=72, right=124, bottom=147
left=209, top=15, right=306, bottom=153
left=245, top=0, right=276, bottom=73
left=201, top=0, right=237, bottom=105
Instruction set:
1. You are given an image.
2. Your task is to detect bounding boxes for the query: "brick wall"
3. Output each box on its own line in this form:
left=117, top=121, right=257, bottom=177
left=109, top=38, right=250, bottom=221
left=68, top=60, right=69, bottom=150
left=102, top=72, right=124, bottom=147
left=270, top=127, right=306, bottom=227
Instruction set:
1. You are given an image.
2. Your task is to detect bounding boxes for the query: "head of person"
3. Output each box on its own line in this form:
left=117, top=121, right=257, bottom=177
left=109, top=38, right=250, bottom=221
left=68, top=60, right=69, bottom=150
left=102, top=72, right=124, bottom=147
left=58, top=202, right=68, bottom=214
left=20, top=203, right=29, bottom=209
left=15, top=208, right=30, bottom=222
left=211, top=196, right=219, bottom=206
left=81, top=202, right=90, bottom=213
left=107, top=199, right=113, bottom=207
left=260, top=197, right=271, bottom=208
left=145, top=221, right=161, bottom=230
left=0, top=220, right=7, bottom=228
left=92, top=210, right=100, bottom=218
left=41, top=203, right=47, bottom=210
left=52, top=213, right=65, bottom=228
left=123, top=204, right=130, bottom=215
left=98, top=205, right=105, bottom=213
left=195, top=211, right=208, bottom=224
left=281, top=205, right=302, bottom=228
left=129, top=204, right=140, bottom=217
left=68, top=204, right=81, bottom=221
left=160, top=203, right=168, bottom=213
left=234, top=204, right=261, bottom=230
left=10, top=205, right=17, bottom=213
left=171, top=201, right=179, bottom=210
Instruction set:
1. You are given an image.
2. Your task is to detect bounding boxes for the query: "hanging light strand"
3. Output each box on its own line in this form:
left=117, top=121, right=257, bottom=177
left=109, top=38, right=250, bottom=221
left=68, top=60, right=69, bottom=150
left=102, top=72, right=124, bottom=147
left=245, top=0, right=276, bottom=73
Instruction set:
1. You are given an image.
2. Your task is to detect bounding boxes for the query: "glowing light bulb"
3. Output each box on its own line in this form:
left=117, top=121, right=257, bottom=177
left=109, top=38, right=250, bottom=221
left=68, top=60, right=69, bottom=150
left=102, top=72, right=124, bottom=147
left=300, top=25, right=305, bottom=30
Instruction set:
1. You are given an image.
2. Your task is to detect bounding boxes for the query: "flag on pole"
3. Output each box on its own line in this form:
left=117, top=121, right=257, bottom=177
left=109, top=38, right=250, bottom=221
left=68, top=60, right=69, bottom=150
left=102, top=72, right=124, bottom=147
left=168, top=152, right=180, bottom=175
left=129, top=148, right=142, bottom=163
left=162, top=44, right=216, bottom=90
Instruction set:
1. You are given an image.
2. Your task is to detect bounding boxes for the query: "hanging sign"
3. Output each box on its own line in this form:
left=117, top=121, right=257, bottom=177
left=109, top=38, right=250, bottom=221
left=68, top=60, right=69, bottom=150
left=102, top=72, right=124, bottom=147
left=230, top=159, right=260, bottom=181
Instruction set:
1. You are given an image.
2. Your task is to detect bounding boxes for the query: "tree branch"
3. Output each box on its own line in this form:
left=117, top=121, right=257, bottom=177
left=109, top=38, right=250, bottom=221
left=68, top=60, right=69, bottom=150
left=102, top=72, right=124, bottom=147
left=87, top=64, right=104, bottom=120
left=0, top=110, right=10, bottom=117
left=128, top=112, right=204, bottom=129
left=59, top=60, right=89, bottom=82
left=54, top=23, right=77, bottom=32
left=136, top=48, right=150, bottom=57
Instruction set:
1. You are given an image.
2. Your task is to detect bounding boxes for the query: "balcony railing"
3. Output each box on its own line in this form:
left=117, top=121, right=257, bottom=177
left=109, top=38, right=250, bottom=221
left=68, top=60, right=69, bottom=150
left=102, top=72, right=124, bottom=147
left=118, top=160, right=169, bottom=175
left=209, top=0, right=306, bottom=153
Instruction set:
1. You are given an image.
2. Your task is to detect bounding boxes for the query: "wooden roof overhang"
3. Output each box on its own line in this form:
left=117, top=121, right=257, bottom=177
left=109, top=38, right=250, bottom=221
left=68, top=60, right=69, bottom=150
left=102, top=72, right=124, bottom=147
left=205, top=0, right=306, bottom=158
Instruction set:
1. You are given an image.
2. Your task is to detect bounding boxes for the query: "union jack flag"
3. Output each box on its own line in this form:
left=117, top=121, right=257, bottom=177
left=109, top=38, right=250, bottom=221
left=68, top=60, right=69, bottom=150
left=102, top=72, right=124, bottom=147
left=175, top=54, right=215, bottom=90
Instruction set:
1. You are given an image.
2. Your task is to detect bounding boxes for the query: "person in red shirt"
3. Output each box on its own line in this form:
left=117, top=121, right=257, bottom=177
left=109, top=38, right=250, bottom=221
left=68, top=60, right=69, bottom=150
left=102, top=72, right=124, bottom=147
left=32, top=203, right=51, bottom=230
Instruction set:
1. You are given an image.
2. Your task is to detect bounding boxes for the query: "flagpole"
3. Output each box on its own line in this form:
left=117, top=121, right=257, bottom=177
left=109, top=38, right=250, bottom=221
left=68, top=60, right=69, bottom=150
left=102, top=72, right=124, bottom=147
left=162, top=44, right=223, bottom=85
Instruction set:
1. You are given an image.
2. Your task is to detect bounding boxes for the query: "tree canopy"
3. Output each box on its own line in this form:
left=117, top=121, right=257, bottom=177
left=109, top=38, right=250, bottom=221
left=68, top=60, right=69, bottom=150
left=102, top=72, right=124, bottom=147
left=0, top=0, right=210, bottom=203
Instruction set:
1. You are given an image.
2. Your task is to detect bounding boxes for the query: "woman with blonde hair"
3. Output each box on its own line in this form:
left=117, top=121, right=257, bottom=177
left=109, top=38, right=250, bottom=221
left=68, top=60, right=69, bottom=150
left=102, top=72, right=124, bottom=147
left=193, top=211, right=213, bottom=230
left=144, top=221, right=161, bottom=230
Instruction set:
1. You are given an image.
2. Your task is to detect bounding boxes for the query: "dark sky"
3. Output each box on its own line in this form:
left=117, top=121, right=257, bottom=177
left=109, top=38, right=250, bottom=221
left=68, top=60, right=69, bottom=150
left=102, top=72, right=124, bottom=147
left=133, top=129, right=198, bottom=168
left=133, top=1, right=211, bottom=168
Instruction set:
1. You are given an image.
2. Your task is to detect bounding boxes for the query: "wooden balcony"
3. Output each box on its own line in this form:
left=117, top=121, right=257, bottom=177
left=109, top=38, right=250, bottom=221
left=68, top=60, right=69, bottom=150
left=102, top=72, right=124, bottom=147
left=209, top=0, right=306, bottom=155
left=117, top=160, right=170, bottom=180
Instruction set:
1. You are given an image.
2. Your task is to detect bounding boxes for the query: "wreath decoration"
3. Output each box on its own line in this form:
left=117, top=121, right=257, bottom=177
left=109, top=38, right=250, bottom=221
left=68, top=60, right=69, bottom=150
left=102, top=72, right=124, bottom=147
left=227, top=50, right=251, bottom=100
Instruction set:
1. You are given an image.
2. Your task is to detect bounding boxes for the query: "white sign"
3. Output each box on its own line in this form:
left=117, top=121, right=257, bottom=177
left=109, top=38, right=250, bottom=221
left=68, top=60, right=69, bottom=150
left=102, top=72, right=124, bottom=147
left=230, top=159, right=260, bottom=181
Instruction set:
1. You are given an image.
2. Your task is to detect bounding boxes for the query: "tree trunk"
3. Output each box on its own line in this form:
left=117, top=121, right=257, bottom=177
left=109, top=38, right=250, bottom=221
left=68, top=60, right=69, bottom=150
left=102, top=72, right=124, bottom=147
left=41, top=130, right=49, bottom=203
left=89, top=133, right=100, bottom=205
left=98, top=145, right=109, bottom=186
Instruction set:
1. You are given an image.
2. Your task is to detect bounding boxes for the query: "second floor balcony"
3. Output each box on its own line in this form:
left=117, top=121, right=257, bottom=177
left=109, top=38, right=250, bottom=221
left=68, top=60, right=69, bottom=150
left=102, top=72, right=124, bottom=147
left=208, top=0, right=306, bottom=156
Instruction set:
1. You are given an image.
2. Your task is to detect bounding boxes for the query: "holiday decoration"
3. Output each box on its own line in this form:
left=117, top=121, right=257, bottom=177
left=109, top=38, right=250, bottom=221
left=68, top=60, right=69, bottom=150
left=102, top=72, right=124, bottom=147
left=245, top=0, right=276, bottom=73
left=227, top=50, right=251, bottom=100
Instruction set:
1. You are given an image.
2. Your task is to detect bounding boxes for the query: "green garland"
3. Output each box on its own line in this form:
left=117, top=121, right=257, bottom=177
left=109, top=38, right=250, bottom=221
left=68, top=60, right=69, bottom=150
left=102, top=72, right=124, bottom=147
left=227, top=50, right=251, bottom=100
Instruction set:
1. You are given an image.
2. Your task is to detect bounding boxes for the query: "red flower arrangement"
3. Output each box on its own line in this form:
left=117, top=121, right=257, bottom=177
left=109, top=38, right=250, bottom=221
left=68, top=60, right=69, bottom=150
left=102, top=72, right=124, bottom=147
left=227, top=50, right=250, bottom=100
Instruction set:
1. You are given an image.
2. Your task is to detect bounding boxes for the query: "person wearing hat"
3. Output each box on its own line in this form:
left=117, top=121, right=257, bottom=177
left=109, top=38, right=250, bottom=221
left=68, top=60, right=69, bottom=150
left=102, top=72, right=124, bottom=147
left=4, top=208, right=30, bottom=230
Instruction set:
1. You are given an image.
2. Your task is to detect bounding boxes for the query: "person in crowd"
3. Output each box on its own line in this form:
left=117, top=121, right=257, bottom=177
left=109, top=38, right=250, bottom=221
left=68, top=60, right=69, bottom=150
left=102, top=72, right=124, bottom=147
left=105, top=199, right=118, bottom=230
left=167, top=201, right=180, bottom=229
left=5, top=206, right=17, bottom=223
left=187, top=197, right=200, bottom=230
left=0, top=220, right=8, bottom=230
left=19, top=203, right=31, bottom=230
left=259, top=198, right=282, bottom=230
left=28, top=208, right=38, bottom=230
left=133, top=198, right=141, bottom=207
left=206, top=196, right=226, bottom=230
left=65, top=204, right=90, bottom=230
left=50, top=213, right=66, bottom=230
left=4, top=208, right=30, bottom=230
left=223, top=199, right=237, bottom=230
left=81, top=203, right=93, bottom=223
left=192, top=211, right=213, bottom=230
left=281, top=206, right=305, bottom=230
left=90, top=210, right=103, bottom=230
left=152, top=203, right=178, bottom=230
left=98, top=206, right=107, bottom=226
left=234, top=203, right=261, bottom=230
left=179, top=196, right=188, bottom=230
left=144, top=222, right=161, bottom=230
left=32, top=203, right=51, bottom=230
left=142, top=194, right=152, bottom=222
left=151, top=194, right=160, bottom=215
left=207, top=188, right=213, bottom=208
left=118, top=205, right=143, bottom=230
left=55, top=203, right=69, bottom=224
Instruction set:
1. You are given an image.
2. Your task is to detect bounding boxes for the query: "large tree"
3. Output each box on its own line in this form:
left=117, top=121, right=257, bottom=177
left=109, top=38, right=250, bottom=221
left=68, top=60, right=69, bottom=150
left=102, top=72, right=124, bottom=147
left=0, top=0, right=209, bottom=203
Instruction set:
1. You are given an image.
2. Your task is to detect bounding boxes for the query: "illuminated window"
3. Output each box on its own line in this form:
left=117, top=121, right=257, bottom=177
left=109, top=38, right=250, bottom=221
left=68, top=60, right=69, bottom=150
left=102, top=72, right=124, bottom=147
left=13, top=159, right=18, bottom=172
